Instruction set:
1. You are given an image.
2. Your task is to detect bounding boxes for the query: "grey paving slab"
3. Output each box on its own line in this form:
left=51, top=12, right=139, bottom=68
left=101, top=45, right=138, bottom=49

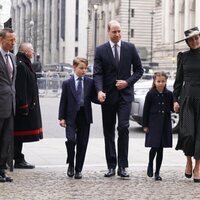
left=1, top=167, right=200, bottom=200
left=1, top=97, right=195, bottom=199
left=22, top=138, right=185, bottom=168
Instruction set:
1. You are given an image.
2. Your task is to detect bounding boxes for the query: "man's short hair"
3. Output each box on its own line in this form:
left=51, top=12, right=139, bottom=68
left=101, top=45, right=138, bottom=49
left=0, top=28, right=14, bottom=38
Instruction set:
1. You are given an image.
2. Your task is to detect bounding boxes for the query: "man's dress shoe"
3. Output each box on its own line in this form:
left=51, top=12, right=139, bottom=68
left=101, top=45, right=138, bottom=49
left=104, top=168, right=115, bottom=177
left=67, top=166, right=74, bottom=177
left=74, top=172, right=82, bottom=179
left=0, top=173, right=13, bottom=182
left=117, top=167, right=129, bottom=178
left=14, top=161, right=35, bottom=169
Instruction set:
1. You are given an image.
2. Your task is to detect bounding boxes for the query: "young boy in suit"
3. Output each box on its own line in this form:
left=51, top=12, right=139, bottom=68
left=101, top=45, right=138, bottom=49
left=58, top=57, right=96, bottom=179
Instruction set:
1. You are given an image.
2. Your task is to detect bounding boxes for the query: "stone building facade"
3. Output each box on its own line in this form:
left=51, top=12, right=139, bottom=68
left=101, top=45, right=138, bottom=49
left=153, top=0, right=200, bottom=71
left=10, top=0, right=200, bottom=71
left=11, top=0, right=88, bottom=66
left=87, top=0, right=155, bottom=66
left=88, top=0, right=200, bottom=71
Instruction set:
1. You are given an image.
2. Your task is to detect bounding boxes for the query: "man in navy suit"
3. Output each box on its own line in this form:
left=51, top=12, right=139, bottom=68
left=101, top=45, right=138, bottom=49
left=93, top=20, right=144, bottom=177
left=0, top=28, right=16, bottom=182
left=59, top=57, right=97, bottom=179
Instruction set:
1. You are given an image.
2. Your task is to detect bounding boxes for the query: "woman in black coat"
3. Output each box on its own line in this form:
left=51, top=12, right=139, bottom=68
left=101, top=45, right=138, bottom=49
left=143, top=72, right=173, bottom=181
left=14, top=43, right=43, bottom=169
left=173, top=27, right=200, bottom=182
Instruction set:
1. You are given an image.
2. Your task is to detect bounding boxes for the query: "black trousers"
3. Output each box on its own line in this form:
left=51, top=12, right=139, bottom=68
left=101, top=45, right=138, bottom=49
left=0, top=115, right=13, bottom=171
left=101, top=99, right=131, bottom=169
left=14, top=138, right=24, bottom=162
left=65, top=107, right=90, bottom=172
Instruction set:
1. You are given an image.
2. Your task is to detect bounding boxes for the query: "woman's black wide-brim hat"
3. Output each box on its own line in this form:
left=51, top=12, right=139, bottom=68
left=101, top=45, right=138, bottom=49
left=175, top=26, right=200, bottom=43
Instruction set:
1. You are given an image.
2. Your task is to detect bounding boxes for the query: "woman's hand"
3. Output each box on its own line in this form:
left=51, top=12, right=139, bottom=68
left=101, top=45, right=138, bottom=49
left=173, top=102, right=180, bottom=113
left=143, top=127, right=149, bottom=133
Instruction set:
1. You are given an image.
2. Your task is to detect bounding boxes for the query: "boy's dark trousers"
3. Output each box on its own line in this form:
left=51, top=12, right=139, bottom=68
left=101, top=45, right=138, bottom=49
left=65, top=107, right=90, bottom=173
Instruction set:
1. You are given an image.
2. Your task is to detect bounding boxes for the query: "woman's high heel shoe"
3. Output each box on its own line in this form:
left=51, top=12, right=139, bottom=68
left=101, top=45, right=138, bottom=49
left=193, top=169, right=200, bottom=182
left=193, top=178, right=200, bottom=183
left=185, top=173, right=192, bottom=178
left=185, top=161, right=192, bottom=179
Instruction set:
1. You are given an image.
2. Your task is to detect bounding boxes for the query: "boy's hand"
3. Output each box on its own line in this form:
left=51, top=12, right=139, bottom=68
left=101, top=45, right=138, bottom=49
left=98, top=91, right=106, bottom=103
left=59, top=119, right=66, bottom=128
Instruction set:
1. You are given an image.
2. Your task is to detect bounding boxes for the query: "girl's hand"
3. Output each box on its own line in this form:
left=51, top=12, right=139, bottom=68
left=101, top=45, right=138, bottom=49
left=143, top=127, right=149, bottom=133
left=59, top=119, right=67, bottom=128
left=173, top=102, right=180, bottom=113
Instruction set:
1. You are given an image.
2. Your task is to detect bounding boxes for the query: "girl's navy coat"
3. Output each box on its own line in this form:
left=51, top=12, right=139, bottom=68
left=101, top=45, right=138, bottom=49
left=143, top=88, right=173, bottom=148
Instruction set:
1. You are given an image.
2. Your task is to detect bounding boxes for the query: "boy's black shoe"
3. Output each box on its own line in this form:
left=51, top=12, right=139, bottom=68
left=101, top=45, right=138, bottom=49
left=74, top=172, right=82, bottom=179
left=67, top=165, right=74, bottom=177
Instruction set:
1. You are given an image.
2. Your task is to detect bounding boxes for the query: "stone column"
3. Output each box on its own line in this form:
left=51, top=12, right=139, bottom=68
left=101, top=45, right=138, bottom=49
left=174, top=0, right=180, bottom=42
left=184, top=0, right=190, bottom=29
left=195, top=0, right=200, bottom=27
left=164, top=0, right=170, bottom=43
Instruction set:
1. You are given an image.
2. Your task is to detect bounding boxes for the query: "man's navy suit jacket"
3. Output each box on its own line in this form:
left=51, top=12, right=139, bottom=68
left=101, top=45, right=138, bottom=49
left=93, top=41, right=144, bottom=104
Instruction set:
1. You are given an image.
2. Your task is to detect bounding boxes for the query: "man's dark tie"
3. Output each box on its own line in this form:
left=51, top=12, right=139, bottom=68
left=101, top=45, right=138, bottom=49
left=77, top=77, right=83, bottom=109
left=5, top=54, right=13, bottom=80
left=114, top=44, right=119, bottom=67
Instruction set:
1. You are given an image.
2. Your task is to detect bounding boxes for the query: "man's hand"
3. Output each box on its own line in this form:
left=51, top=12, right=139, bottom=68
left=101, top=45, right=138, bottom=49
left=98, top=91, right=106, bottom=103
left=116, top=80, right=128, bottom=90
left=59, top=119, right=67, bottom=128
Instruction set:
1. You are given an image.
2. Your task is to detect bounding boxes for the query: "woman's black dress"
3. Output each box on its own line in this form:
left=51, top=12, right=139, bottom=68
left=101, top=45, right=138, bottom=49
left=173, top=48, right=200, bottom=159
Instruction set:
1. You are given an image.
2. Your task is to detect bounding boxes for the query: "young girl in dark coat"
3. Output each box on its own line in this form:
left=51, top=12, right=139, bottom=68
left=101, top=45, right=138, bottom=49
left=143, top=71, right=173, bottom=181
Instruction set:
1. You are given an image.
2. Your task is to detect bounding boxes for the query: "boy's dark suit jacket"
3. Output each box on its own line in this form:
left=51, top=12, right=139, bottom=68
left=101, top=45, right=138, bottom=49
left=58, top=75, right=96, bottom=140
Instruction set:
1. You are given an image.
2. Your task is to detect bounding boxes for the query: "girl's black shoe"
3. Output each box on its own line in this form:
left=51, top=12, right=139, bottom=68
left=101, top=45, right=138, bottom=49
left=147, top=164, right=153, bottom=177
left=155, top=174, right=162, bottom=181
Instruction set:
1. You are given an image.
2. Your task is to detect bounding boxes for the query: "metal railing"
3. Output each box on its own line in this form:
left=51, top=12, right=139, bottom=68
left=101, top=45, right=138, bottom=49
left=36, top=72, right=70, bottom=97
left=36, top=72, right=93, bottom=97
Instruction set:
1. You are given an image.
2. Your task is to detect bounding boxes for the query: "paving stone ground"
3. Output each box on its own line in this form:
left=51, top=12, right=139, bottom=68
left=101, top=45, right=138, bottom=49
left=1, top=166, right=200, bottom=200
